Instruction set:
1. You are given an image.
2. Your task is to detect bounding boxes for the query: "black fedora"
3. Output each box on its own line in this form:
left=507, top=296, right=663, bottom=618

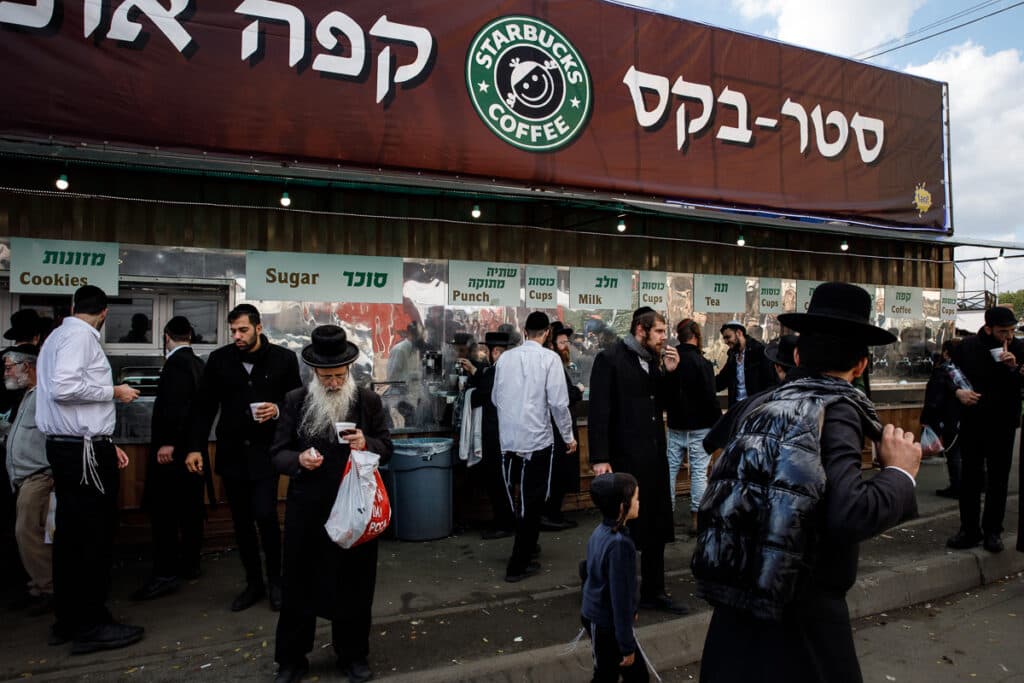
left=483, top=331, right=512, bottom=348
left=549, top=320, right=574, bottom=339
left=764, top=334, right=798, bottom=368
left=301, top=325, right=360, bottom=368
left=4, top=309, right=43, bottom=341
left=778, top=282, right=895, bottom=346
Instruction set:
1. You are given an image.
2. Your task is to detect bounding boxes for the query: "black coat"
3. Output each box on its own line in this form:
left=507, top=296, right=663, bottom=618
left=715, top=337, right=777, bottom=406
left=920, top=362, right=961, bottom=445
left=271, top=386, right=392, bottom=618
left=951, top=329, right=1024, bottom=429
left=666, top=344, right=722, bottom=431
left=189, top=336, right=302, bottom=480
left=151, top=346, right=205, bottom=459
left=469, top=366, right=500, bottom=458
left=588, top=339, right=674, bottom=549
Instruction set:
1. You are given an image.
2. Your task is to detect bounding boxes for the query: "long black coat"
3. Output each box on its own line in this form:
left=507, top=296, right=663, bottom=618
left=588, top=340, right=674, bottom=549
left=189, top=336, right=301, bottom=480
left=271, top=386, right=392, bottom=618
left=715, top=337, right=777, bottom=406
left=469, top=366, right=500, bottom=458
left=951, top=328, right=1024, bottom=429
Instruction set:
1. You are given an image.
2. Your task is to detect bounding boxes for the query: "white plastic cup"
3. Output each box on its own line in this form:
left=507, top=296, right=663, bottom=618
left=250, top=402, right=264, bottom=420
left=335, top=421, right=356, bottom=443
left=990, top=347, right=1004, bottom=362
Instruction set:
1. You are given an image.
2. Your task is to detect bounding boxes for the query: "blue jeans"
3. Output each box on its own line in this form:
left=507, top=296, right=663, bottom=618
left=667, top=428, right=711, bottom=512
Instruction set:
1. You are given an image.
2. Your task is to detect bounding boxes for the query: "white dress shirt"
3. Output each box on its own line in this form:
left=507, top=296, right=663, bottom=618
left=35, top=316, right=116, bottom=438
left=493, top=340, right=573, bottom=455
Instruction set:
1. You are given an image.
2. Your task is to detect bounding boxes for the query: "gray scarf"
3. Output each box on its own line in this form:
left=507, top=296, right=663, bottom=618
left=622, top=334, right=657, bottom=365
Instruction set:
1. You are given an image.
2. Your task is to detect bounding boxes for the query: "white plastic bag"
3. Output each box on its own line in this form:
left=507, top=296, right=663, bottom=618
left=324, top=450, right=382, bottom=549
left=920, top=425, right=944, bottom=457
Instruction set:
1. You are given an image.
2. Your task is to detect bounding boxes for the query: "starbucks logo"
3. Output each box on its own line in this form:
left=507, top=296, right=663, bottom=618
left=466, top=16, right=591, bottom=152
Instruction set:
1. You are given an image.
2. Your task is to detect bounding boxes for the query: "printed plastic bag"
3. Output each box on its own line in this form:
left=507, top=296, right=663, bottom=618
left=324, top=450, right=391, bottom=548
left=920, top=425, right=944, bottom=457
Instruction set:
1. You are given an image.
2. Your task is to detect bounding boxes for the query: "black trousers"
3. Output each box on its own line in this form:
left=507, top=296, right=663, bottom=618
left=958, top=422, right=1015, bottom=536
left=147, top=458, right=205, bottom=578
left=47, top=438, right=119, bottom=636
left=582, top=617, right=649, bottom=683
left=542, top=437, right=579, bottom=521
left=944, top=441, right=962, bottom=491
left=274, top=539, right=379, bottom=667
left=222, top=475, right=281, bottom=587
left=473, top=445, right=514, bottom=531
left=504, top=447, right=553, bottom=575
left=639, top=542, right=667, bottom=599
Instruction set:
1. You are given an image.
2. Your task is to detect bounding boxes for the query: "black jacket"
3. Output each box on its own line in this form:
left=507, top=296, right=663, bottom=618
left=692, top=376, right=917, bottom=619
left=715, top=337, right=777, bottom=406
left=469, top=365, right=500, bottom=457
left=588, top=339, right=674, bottom=549
left=951, top=329, right=1024, bottom=429
left=151, top=346, right=205, bottom=460
left=666, top=344, right=721, bottom=431
left=920, top=361, right=961, bottom=445
left=189, top=335, right=302, bottom=480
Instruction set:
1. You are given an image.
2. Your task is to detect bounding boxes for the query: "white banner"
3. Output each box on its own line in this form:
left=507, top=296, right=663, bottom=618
left=758, top=277, right=783, bottom=314
left=569, top=268, right=633, bottom=310
left=11, top=237, right=120, bottom=295
left=448, top=260, right=522, bottom=307
left=694, top=274, right=746, bottom=312
left=940, top=289, right=957, bottom=321
left=796, top=280, right=825, bottom=312
left=525, top=266, right=558, bottom=308
left=638, top=271, right=668, bottom=312
left=246, top=251, right=403, bottom=303
left=883, top=285, right=923, bottom=319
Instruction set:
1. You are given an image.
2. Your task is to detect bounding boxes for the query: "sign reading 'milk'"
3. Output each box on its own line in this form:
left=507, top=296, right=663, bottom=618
left=11, top=237, right=120, bottom=295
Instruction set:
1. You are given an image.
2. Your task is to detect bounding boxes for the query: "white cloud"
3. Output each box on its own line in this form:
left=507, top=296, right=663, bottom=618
left=730, top=0, right=924, bottom=57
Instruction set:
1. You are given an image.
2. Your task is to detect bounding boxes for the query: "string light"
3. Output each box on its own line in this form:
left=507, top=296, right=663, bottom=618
left=55, top=174, right=69, bottom=191
left=841, top=240, right=849, bottom=251
left=279, top=191, right=291, bottom=207
left=736, top=234, right=745, bottom=247
left=471, top=204, right=481, bottom=219
left=617, top=218, right=626, bottom=233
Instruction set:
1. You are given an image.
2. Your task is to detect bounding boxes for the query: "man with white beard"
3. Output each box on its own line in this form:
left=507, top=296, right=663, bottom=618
left=270, top=325, right=392, bottom=683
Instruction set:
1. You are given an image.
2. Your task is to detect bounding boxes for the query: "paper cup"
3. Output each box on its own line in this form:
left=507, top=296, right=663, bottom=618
left=990, top=347, right=1004, bottom=362
left=335, top=421, right=356, bottom=443
left=250, top=402, right=264, bottom=419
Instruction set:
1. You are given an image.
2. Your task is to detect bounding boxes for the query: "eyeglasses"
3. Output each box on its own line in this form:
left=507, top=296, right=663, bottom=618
left=3, top=361, right=25, bottom=371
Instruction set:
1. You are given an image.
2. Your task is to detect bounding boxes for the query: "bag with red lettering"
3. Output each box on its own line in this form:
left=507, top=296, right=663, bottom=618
left=325, top=450, right=391, bottom=549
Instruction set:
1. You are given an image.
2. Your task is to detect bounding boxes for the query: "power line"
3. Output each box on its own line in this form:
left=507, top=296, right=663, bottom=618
left=853, top=0, right=1005, bottom=58
left=860, top=1, right=1024, bottom=60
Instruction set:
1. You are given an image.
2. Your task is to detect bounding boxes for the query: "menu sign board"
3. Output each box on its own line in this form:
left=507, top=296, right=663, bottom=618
left=796, top=280, right=825, bottom=312
left=638, top=271, right=668, bottom=312
left=694, top=274, right=745, bottom=312
left=448, top=260, right=522, bottom=307
left=758, top=278, right=784, bottom=314
left=569, top=268, right=633, bottom=310
left=884, top=286, right=923, bottom=319
left=11, top=237, right=119, bottom=295
left=246, top=251, right=403, bottom=303
left=940, top=290, right=957, bottom=321
left=525, top=266, right=559, bottom=308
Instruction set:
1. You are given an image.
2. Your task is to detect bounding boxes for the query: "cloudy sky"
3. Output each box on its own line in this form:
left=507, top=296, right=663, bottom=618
left=618, top=0, right=1023, bottom=297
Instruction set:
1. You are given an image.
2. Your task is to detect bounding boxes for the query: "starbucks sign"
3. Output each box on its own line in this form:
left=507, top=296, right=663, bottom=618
left=466, top=16, right=592, bottom=152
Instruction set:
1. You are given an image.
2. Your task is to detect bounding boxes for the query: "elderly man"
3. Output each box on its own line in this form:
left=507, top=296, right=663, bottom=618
left=5, top=346, right=52, bottom=615
left=270, top=325, right=392, bottom=683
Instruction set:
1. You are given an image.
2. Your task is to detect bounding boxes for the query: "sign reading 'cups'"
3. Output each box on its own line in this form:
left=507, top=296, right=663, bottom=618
left=940, top=290, right=957, bottom=321
left=694, top=275, right=745, bottom=313
left=448, top=260, right=522, bottom=307
left=11, top=237, right=120, bottom=295
left=466, top=15, right=592, bottom=152
left=245, top=251, right=403, bottom=303
left=525, top=266, right=558, bottom=307
left=758, top=278, right=784, bottom=313
left=638, top=272, right=668, bottom=312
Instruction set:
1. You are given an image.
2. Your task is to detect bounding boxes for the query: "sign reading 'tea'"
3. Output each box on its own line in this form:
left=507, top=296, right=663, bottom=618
left=637, top=271, right=668, bottom=311
left=883, top=286, right=923, bottom=319
left=694, top=274, right=745, bottom=312
left=448, top=260, right=522, bottom=307
left=11, top=237, right=120, bottom=295
left=246, top=250, right=403, bottom=303
left=569, top=268, right=633, bottom=310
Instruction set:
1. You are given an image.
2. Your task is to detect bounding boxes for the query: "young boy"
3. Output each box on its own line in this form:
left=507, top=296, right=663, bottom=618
left=581, top=473, right=648, bottom=683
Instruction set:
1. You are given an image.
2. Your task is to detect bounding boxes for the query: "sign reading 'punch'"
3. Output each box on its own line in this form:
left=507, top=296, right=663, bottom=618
left=11, top=237, right=120, bottom=295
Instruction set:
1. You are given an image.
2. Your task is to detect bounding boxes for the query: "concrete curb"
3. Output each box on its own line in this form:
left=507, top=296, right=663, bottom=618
left=378, top=535, right=1024, bottom=682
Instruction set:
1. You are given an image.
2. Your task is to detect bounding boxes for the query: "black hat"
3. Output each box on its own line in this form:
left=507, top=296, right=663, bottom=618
left=450, top=332, right=474, bottom=346
left=484, top=331, right=512, bottom=348
left=4, top=309, right=43, bottom=341
left=720, top=319, right=746, bottom=335
left=549, top=320, right=574, bottom=339
left=632, top=306, right=655, bottom=320
left=778, top=282, right=896, bottom=346
left=525, top=311, right=550, bottom=332
left=589, top=472, right=638, bottom=520
left=764, top=334, right=798, bottom=369
left=164, top=315, right=193, bottom=339
left=2, top=343, right=38, bottom=359
left=301, top=325, right=360, bottom=368
left=984, top=306, right=1018, bottom=327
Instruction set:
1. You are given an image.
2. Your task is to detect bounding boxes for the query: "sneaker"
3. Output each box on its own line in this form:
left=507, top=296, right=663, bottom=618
left=70, top=622, right=145, bottom=655
left=230, top=584, right=266, bottom=612
left=505, top=561, right=542, bottom=583
left=639, top=593, right=689, bottom=615
left=946, top=529, right=982, bottom=550
left=983, top=534, right=1004, bottom=553
left=131, top=576, right=180, bottom=601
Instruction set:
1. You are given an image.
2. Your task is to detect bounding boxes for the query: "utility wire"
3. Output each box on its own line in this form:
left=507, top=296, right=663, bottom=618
left=853, top=0, right=1005, bottom=58
left=860, top=0, right=1024, bottom=59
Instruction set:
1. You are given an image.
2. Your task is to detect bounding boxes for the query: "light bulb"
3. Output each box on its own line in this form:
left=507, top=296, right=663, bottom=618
left=840, top=240, right=849, bottom=252
left=736, top=234, right=745, bottom=247
left=280, top=191, right=291, bottom=207
left=55, top=174, right=69, bottom=191
left=471, top=204, right=481, bottom=219
left=617, top=219, right=626, bottom=233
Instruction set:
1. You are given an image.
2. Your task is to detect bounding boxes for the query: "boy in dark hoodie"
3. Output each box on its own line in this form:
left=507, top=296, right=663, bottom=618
left=581, top=473, right=648, bottom=683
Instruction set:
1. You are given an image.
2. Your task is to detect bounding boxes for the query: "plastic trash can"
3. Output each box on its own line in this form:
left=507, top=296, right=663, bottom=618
left=386, top=438, right=453, bottom=541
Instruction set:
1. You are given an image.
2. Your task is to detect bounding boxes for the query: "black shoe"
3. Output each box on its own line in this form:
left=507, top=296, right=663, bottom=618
left=48, top=623, right=73, bottom=646
left=539, top=516, right=578, bottom=531
left=505, top=561, right=542, bottom=583
left=946, top=530, right=982, bottom=550
left=481, top=528, right=515, bottom=540
left=230, top=584, right=266, bottom=612
left=983, top=534, right=1004, bottom=553
left=343, top=659, right=373, bottom=683
left=531, top=544, right=542, bottom=559
left=131, top=576, right=180, bottom=601
left=26, top=594, right=54, bottom=617
left=275, top=662, right=309, bottom=683
left=639, top=594, right=689, bottom=615
left=935, top=487, right=960, bottom=499
left=70, top=622, right=145, bottom=655
left=269, top=581, right=283, bottom=612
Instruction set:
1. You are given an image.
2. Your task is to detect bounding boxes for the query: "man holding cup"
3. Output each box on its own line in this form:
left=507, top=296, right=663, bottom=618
left=270, top=325, right=392, bottom=683
left=186, top=304, right=301, bottom=612
left=946, top=306, right=1024, bottom=553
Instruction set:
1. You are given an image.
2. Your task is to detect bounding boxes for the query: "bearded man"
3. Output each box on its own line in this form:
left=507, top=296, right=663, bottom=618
left=270, top=325, right=392, bottom=683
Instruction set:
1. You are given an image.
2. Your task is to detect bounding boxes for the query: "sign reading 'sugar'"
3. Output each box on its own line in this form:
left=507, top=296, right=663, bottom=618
left=246, top=251, right=403, bottom=303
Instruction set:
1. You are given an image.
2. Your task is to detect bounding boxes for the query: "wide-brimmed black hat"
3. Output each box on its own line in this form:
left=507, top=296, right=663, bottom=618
left=779, top=282, right=896, bottom=346
left=301, top=325, right=360, bottom=368
left=450, top=332, right=474, bottom=346
left=4, top=309, right=43, bottom=341
left=764, top=334, right=798, bottom=369
left=549, top=320, right=574, bottom=339
left=484, top=331, right=512, bottom=348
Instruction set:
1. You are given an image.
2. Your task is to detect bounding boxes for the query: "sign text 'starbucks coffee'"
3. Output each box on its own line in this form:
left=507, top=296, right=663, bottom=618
left=569, top=268, right=632, bottom=310
left=940, top=289, right=957, bottom=321
left=638, top=271, right=668, bottom=311
left=758, top=278, right=784, bottom=313
left=693, top=274, right=745, bottom=313
left=796, top=280, right=824, bottom=312
left=525, top=266, right=558, bottom=307
left=883, top=286, right=923, bottom=319
left=448, top=260, right=522, bottom=307
left=11, top=237, right=120, bottom=295
left=246, top=251, right=403, bottom=303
